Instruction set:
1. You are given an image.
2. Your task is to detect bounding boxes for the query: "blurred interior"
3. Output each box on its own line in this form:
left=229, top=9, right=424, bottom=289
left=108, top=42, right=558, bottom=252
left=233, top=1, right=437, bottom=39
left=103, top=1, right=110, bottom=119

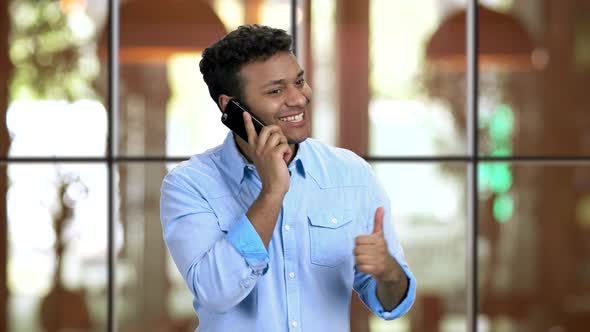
left=1, top=0, right=590, bottom=331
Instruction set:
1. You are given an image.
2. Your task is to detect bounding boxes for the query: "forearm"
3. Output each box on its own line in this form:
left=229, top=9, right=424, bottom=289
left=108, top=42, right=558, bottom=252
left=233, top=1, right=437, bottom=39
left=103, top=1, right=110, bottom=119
left=189, top=191, right=282, bottom=310
left=246, top=192, right=284, bottom=248
left=189, top=235, right=266, bottom=312
left=376, top=256, right=409, bottom=311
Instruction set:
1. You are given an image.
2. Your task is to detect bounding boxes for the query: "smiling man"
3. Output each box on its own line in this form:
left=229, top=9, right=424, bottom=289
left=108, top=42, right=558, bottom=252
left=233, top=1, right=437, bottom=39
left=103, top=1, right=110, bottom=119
left=160, top=25, right=415, bottom=332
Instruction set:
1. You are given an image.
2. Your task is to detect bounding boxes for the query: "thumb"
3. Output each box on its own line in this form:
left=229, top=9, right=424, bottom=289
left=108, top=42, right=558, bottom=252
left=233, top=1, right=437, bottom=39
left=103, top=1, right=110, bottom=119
left=372, top=207, right=384, bottom=235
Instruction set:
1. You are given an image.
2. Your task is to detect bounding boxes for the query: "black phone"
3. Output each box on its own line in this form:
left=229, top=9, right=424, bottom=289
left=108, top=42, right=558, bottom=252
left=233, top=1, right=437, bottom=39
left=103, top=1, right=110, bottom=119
left=221, top=99, right=265, bottom=142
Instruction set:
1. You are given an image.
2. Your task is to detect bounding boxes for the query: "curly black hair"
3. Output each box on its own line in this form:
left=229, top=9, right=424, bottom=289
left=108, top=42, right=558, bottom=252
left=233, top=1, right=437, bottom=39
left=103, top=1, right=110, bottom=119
left=199, top=25, right=293, bottom=107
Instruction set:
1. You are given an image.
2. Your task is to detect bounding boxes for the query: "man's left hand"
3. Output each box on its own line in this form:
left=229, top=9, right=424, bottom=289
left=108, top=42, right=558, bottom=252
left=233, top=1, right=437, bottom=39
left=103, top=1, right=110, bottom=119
left=354, top=207, right=398, bottom=282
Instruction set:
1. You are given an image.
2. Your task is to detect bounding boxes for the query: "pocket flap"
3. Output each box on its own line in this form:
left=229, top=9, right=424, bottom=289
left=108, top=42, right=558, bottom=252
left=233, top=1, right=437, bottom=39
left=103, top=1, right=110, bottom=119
left=308, top=210, right=353, bottom=229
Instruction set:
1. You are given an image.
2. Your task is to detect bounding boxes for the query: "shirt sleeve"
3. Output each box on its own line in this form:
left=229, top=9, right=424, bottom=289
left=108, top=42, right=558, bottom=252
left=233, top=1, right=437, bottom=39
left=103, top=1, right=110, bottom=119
left=353, top=164, right=416, bottom=320
left=225, top=214, right=269, bottom=274
left=160, top=170, right=269, bottom=313
left=355, top=265, right=416, bottom=320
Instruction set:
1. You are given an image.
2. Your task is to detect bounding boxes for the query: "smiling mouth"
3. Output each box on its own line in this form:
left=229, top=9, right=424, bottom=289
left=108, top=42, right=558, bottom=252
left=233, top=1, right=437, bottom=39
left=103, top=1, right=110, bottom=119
left=279, top=112, right=304, bottom=122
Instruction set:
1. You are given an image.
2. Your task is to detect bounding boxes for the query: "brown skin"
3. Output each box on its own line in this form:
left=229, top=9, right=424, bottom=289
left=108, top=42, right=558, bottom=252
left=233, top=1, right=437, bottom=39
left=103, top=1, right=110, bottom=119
left=218, top=51, right=310, bottom=248
left=218, top=51, right=408, bottom=311
left=354, top=207, right=410, bottom=310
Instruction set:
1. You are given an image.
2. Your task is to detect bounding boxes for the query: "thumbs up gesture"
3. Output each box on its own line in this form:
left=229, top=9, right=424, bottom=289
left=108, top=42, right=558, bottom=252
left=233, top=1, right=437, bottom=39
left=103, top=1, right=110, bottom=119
left=354, top=207, right=397, bottom=282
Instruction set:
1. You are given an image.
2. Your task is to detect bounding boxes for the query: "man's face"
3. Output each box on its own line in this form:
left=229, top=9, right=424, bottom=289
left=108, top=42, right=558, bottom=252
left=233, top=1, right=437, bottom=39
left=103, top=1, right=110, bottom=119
left=239, top=51, right=312, bottom=144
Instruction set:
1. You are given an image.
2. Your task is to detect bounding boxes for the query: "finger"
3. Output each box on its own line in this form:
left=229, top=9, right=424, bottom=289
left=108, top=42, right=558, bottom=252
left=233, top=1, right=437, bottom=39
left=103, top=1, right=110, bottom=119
left=372, top=206, right=384, bottom=235
left=354, top=254, right=380, bottom=265
left=256, top=126, right=281, bottom=152
left=267, top=135, right=290, bottom=163
left=243, top=111, right=257, bottom=145
left=274, top=142, right=292, bottom=160
left=264, top=132, right=282, bottom=151
left=355, top=235, right=378, bottom=246
left=281, top=142, right=293, bottom=163
left=354, top=245, right=378, bottom=256
left=356, top=264, right=377, bottom=275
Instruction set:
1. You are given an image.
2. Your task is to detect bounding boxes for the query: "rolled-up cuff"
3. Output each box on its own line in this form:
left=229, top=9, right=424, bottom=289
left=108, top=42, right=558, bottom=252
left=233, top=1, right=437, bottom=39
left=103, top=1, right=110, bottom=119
left=225, top=214, right=269, bottom=275
left=366, top=265, right=416, bottom=320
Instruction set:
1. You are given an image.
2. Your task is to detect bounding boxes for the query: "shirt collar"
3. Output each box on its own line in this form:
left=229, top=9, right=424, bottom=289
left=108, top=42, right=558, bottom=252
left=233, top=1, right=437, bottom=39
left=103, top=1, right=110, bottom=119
left=219, top=132, right=308, bottom=185
left=219, top=132, right=249, bottom=185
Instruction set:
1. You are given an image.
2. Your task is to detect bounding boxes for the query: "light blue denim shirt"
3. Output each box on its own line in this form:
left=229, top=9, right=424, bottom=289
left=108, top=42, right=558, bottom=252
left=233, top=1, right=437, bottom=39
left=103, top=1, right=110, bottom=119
left=160, top=133, right=416, bottom=332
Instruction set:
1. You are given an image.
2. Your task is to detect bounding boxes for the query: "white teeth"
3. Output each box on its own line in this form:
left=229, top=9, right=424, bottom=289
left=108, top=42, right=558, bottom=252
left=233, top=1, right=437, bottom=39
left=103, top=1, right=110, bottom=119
left=279, top=112, right=304, bottom=122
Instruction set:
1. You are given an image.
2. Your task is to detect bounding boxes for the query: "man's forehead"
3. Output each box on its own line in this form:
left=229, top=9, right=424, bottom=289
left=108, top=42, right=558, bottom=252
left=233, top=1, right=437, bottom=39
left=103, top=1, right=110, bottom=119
left=240, top=53, right=302, bottom=83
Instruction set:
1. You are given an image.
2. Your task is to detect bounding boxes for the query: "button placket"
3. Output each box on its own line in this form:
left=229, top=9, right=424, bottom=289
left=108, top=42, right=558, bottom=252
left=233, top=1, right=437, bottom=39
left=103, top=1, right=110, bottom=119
left=281, top=178, right=301, bottom=332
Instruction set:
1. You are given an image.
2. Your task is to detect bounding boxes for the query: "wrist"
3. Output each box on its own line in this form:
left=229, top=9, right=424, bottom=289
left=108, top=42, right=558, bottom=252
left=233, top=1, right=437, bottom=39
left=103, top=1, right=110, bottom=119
left=380, top=257, right=404, bottom=283
left=258, top=189, right=286, bottom=205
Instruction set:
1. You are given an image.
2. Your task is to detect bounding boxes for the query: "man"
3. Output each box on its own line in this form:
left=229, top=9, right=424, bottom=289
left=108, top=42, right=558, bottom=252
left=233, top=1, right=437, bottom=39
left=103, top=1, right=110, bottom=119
left=160, top=25, right=415, bottom=331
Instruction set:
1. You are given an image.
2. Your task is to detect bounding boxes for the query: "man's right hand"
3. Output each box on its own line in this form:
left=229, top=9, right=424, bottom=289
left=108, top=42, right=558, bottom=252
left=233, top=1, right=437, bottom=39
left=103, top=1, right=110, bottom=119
left=243, top=111, right=292, bottom=199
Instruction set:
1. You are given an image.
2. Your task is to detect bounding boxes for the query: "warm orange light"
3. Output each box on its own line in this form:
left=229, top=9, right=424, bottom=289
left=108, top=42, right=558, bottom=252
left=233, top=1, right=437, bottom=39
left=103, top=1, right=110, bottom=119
left=426, top=5, right=537, bottom=71
left=59, top=0, right=87, bottom=14
left=97, top=0, right=227, bottom=64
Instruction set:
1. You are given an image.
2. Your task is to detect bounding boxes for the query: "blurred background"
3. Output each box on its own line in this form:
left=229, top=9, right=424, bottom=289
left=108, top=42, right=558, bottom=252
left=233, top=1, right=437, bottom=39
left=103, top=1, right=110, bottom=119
left=0, top=0, right=589, bottom=331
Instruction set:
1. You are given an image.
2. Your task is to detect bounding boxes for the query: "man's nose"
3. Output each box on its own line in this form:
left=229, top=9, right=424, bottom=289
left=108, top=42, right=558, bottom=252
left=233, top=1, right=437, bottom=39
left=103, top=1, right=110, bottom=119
left=285, top=86, right=308, bottom=107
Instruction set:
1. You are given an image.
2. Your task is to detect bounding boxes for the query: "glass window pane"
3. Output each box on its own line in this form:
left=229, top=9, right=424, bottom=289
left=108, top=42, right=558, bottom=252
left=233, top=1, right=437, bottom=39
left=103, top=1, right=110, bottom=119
left=109, top=0, right=295, bottom=158
left=6, top=163, right=108, bottom=331
left=311, top=1, right=467, bottom=156
left=6, top=1, right=108, bottom=158
left=478, top=1, right=590, bottom=156
left=370, top=1, right=467, bottom=157
left=116, top=163, right=196, bottom=331
left=478, top=163, right=590, bottom=331
left=369, top=162, right=467, bottom=332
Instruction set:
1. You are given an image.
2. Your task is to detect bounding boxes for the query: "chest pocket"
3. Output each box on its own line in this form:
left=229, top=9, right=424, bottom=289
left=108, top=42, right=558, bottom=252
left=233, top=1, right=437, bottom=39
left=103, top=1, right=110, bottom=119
left=308, top=210, right=354, bottom=267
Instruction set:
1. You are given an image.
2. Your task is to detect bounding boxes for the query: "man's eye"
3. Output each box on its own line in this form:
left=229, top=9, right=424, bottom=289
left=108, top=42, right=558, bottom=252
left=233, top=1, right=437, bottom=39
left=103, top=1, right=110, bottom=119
left=295, top=78, right=305, bottom=86
left=269, top=89, right=282, bottom=95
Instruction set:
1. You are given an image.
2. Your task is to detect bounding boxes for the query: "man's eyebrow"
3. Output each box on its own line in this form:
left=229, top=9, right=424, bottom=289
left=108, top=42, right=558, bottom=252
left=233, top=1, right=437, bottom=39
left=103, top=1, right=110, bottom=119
left=262, top=70, right=305, bottom=88
left=263, top=79, right=286, bottom=88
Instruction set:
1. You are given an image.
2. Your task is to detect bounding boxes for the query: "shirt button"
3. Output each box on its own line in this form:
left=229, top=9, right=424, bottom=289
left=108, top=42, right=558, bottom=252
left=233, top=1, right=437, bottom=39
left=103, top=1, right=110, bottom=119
left=291, top=320, right=298, bottom=328
left=284, top=224, right=290, bottom=232
left=331, top=217, right=338, bottom=224
left=289, top=272, right=295, bottom=279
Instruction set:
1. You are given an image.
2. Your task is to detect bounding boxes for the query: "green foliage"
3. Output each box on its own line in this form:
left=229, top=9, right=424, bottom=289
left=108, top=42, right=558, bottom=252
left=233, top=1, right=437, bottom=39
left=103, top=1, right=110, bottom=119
left=493, top=193, right=514, bottom=223
left=479, top=104, right=515, bottom=223
left=9, top=0, right=98, bottom=101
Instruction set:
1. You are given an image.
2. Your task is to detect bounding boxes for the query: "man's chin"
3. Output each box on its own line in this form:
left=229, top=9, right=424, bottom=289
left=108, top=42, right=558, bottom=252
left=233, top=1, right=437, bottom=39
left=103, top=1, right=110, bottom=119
left=287, top=137, right=308, bottom=145
left=286, top=131, right=310, bottom=145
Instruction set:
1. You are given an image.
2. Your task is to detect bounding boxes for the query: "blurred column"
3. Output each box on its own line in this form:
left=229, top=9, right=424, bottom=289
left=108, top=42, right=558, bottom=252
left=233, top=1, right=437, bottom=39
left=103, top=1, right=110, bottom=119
left=336, top=1, right=370, bottom=330
left=336, top=3, right=371, bottom=331
left=100, top=1, right=227, bottom=328
left=301, top=0, right=314, bottom=139
left=410, top=294, right=441, bottom=332
left=536, top=0, right=577, bottom=329
left=336, top=0, right=369, bottom=156
left=119, top=63, right=170, bottom=324
left=245, top=0, right=263, bottom=24
left=0, top=0, right=10, bottom=330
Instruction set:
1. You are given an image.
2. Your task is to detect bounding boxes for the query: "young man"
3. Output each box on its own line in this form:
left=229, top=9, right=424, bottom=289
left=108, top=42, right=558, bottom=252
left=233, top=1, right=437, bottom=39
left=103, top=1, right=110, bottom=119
left=160, top=25, right=415, bottom=331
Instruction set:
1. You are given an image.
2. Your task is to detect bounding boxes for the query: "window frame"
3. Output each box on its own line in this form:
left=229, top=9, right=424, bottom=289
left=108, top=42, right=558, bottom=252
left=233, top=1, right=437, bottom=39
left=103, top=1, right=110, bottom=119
left=2, top=1, right=589, bottom=331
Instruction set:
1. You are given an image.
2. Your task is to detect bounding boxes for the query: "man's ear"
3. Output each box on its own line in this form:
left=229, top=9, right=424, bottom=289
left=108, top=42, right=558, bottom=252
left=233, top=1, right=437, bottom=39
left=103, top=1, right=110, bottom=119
left=218, top=95, right=232, bottom=112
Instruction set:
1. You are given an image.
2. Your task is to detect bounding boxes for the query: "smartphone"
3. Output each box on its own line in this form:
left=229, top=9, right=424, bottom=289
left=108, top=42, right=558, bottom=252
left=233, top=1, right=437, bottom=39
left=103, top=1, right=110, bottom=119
left=221, top=99, right=265, bottom=142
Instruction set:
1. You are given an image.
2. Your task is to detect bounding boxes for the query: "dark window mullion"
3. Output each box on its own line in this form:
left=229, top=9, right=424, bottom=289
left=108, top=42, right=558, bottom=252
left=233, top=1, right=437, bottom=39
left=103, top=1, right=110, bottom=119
left=291, top=0, right=298, bottom=57
left=467, top=0, right=479, bottom=331
left=107, top=1, right=119, bottom=332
